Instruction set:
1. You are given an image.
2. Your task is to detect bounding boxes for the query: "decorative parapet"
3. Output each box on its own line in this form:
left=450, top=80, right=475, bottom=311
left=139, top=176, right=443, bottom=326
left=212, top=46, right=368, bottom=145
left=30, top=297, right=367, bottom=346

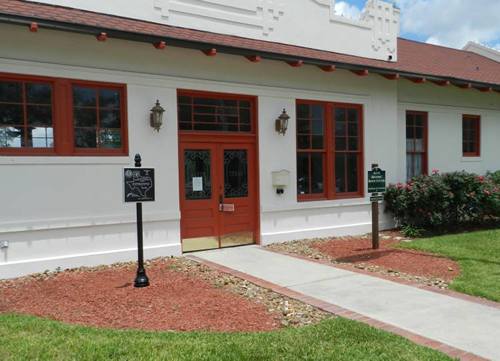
left=26, top=0, right=400, bottom=61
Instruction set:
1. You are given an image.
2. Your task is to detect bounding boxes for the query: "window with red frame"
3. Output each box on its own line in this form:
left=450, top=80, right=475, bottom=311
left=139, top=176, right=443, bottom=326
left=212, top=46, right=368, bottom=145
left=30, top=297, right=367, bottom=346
left=462, top=115, right=480, bottom=157
left=406, top=111, right=428, bottom=180
left=73, top=85, right=124, bottom=150
left=0, top=73, right=127, bottom=156
left=296, top=101, right=364, bottom=201
left=0, top=79, right=54, bottom=150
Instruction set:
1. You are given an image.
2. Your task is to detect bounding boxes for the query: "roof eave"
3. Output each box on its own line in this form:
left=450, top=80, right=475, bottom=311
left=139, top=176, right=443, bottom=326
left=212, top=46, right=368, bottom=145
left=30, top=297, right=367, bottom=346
left=0, top=13, right=499, bottom=92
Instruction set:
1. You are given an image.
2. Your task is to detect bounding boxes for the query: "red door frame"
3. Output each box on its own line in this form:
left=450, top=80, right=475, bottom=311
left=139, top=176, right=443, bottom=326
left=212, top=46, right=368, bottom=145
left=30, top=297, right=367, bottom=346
left=177, top=89, right=261, bottom=247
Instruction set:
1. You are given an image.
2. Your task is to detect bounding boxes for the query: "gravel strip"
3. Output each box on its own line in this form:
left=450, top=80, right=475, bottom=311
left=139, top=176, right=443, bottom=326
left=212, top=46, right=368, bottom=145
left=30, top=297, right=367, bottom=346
left=266, top=232, right=452, bottom=290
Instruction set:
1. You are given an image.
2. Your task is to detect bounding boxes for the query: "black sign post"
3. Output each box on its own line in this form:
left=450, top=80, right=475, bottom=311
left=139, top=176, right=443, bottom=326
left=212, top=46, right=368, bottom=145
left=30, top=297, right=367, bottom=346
left=368, top=164, right=386, bottom=250
left=124, top=154, right=155, bottom=288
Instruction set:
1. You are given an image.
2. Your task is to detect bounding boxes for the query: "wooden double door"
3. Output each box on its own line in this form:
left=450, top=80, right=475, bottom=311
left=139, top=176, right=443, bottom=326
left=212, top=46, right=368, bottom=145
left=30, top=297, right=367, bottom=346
left=179, top=139, right=257, bottom=252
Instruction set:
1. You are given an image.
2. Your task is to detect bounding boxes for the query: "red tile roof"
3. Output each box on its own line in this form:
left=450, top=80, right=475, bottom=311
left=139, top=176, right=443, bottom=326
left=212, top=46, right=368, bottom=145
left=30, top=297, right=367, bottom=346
left=1, top=0, right=500, bottom=88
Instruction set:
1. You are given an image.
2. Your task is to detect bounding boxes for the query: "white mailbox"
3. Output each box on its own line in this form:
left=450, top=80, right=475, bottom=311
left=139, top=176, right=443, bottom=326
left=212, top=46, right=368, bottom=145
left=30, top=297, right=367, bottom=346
left=272, top=170, right=290, bottom=194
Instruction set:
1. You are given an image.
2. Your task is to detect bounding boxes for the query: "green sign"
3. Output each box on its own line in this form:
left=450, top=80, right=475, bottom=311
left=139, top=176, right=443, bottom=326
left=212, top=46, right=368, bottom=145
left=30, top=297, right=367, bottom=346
left=370, top=195, right=384, bottom=202
left=368, top=168, right=386, bottom=194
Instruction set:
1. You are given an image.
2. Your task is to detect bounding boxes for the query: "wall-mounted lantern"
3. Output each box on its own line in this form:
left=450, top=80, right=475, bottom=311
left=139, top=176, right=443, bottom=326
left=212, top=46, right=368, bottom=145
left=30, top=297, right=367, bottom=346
left=275, top=108, right=290, bottom=135
left=150, top=100, right=165, bottom=132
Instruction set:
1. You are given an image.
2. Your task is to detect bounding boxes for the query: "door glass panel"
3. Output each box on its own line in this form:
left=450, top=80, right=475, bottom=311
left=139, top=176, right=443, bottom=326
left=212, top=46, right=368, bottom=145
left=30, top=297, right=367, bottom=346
left=224, top=149, right=248, bottom=198
left=184, top=150, right=212, bottom=200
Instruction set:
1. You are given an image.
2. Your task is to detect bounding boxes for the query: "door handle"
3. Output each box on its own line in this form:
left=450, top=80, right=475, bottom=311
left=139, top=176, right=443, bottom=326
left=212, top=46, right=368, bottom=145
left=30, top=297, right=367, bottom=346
left=219, top=194, right=224, bottom=211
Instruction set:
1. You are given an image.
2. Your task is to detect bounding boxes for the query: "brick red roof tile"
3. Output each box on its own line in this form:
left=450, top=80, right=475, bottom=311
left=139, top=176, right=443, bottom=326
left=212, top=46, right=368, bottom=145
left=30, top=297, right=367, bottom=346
left=1, top=0, right=500, bottom=87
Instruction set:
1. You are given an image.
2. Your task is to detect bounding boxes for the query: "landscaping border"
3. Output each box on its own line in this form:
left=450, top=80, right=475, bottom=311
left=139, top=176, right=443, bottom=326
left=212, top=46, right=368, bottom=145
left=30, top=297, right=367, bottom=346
left=188, top=255, right=489, bottom=361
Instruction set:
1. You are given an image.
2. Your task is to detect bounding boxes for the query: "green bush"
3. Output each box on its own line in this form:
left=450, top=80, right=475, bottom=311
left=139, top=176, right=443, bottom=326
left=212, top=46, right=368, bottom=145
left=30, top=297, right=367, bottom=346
left=487, top=170, right=500, bottom=186
left=385, top=170, right=500, bottom=232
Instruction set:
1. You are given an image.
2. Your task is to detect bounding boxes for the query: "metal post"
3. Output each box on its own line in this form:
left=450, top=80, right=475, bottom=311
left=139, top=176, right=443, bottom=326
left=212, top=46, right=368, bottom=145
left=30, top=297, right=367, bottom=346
left=371, top=198, right=380, bottom=250
left=134, top=154, right=150, bottom=288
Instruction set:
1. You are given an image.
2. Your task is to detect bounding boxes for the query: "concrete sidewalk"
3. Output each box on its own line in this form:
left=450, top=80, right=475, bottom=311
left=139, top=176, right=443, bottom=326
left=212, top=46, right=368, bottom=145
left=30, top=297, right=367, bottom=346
left=193, top=245, right=500, bottom=361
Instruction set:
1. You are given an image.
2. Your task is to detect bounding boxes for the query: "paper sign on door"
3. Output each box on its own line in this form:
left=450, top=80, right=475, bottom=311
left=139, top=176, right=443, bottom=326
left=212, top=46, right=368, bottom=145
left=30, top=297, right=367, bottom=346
left=192, top=177, right=203, bottom=192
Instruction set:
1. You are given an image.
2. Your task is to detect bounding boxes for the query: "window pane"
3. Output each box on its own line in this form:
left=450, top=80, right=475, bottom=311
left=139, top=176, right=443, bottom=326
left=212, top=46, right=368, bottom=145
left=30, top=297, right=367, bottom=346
left=0, top=104, right=23, bottom=125
left=194, top=105, right=216, bottom=115
left=178, top=96, right=191, bottom=105
left=297, top=135, right=310, bottom=149
left=184, top=150, right=212, bottom=200
left=26, top=83, right=51, bottom=104
left=347, top=108, right=358, bottom=123
left=406, top=113, right=414, bottom=127
left=406, top=139, right=415, bottom=152
left=335, top=120, right=346, bottom=137
left=415, top=126, right=423, bottom=139
left=348, top=137, right=358, bottom=151
left=312, top=135, right=324, bottom=149
left=0, top=127, right=23, bottom=148
left=239, top=100, right=250, bottom=108
left=415, top=115, right=423, bottom=127
left=73, top=87, right=96, bottom=107
left=297, top=118, right=310, bottom=134
left=335, top=154, right=346, bottom=193
left=335, top=108, right=346, bottom=123
left=347, top=154, right=359, bottom=192
left=0, top=82, right=22, bottom=103
left=100, top=109, right=121, bottom=128
left=406, top=125, right=414, bottom=139
left=297, top=153, right=310, bottom=195
left=311, top=118, right=323, bottom=135
left=311, top=105, right=324, bottom=120
left=99, top=129, right=122, bottom=148
left=311, top=153, right=324, bottom=194
left=179, top=105, right=192, bottom=124
left=75, top=128, right=97, bottom=148
left=74, top=108, right=97, bottom=127
left=99, top=89, right=120, bottom=108
left=239, top=108, right=251, bottom=124
left=297, top=104, right=309, bottom=119
left=224, top=150, right=248, bottom=198
left=27, top=105, right=52, bottom=127
left=335, top=137, right=346, bottom=151
left=348, top=122, right=358, bottom=137
left=30, top=127, right=54, bottom=148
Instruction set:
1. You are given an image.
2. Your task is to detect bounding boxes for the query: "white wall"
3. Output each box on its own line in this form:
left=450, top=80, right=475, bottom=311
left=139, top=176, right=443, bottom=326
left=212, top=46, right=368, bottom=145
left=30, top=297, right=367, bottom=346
left=0, top=23, right=498, bottom=278
left=26, top=0, right=399, bottom=61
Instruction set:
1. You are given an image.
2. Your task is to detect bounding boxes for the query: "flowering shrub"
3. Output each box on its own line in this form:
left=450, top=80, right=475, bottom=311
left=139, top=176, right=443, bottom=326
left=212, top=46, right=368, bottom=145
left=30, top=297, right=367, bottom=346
left=385, top=171, right=500, bottom=231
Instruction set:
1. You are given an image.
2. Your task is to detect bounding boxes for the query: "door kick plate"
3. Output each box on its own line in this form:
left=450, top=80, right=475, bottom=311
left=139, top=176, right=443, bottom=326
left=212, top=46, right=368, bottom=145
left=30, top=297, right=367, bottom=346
left=219, top=204, right=235, bottom=212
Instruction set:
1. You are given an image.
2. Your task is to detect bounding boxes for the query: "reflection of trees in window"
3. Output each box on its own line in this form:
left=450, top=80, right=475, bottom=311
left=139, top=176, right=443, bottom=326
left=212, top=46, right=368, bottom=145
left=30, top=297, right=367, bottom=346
left=0, top=81, right=53, bottom=148
left=73, top=86, right=122, bottom=149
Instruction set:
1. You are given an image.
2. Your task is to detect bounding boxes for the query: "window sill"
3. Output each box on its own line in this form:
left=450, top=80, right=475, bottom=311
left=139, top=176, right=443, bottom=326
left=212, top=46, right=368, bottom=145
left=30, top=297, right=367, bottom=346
left=0, top=156, right=131, bottom=165
left=262, top=197, right=371, bottom=213
left=461, top=157, right=482, bottom=163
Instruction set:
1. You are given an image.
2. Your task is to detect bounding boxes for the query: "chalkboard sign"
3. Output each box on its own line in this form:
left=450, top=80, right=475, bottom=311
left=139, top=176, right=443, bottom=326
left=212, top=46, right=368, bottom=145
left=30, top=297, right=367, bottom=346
left=124, top=168, right=155, bottom=202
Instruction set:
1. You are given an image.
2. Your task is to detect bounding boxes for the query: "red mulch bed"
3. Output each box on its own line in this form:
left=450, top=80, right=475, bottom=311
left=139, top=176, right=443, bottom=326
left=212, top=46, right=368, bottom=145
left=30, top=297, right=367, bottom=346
left=312, top=236, right=460, bottom=281
left=0, top=260, right=279, bottom=332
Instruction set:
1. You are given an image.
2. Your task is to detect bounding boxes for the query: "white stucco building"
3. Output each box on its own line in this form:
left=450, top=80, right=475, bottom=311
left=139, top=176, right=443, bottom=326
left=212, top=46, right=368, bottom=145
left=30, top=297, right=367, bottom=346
left=1, top=0, right=499, bottom=279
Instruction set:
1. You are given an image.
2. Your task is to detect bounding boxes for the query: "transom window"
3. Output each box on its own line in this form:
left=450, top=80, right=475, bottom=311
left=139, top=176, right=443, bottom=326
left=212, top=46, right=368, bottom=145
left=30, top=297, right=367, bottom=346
left=178, top=92, right=253, bottom=133
left=0, top=80, right=53, bottom=150
left=462, top=115, right=480, bottom=157
left=296, top=100, right=364, bottom=201
left=406, top=111, right=428, bottom=180
left=0, top=73, right=127, bottom=156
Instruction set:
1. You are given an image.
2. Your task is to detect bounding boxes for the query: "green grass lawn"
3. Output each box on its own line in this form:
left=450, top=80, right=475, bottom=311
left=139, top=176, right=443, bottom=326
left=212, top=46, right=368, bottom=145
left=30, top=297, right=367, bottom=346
left=0, top=314, right=451, bottom=361
left=399, top=229, right=500, bottom=302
